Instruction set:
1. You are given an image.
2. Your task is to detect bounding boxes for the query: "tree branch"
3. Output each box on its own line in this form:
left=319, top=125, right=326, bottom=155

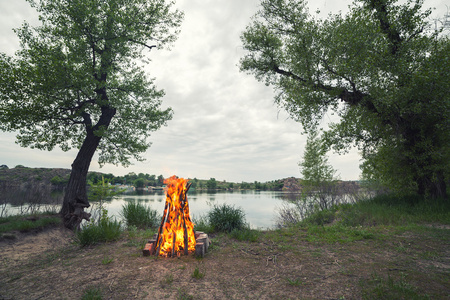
left=367, top=0, right=402, bottom=55
left=127, top=38, right=157, bottom=50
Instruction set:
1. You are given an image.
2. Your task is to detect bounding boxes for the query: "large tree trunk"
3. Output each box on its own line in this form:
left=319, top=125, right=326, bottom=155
left=60, top=131, right=100, bottom=230
left=60, top=106, right=116, bottom=230
left=416, top=171, right=448, bottom=200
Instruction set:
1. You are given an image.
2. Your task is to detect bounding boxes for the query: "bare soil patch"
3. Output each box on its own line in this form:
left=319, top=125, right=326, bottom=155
left=1, top=225, right=448, bottom=299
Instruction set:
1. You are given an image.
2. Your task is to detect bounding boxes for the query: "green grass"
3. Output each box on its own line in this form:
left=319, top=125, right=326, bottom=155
left=279, top=194, right=450, bottom=244
left=81, top=286, right=103, bottom=300
left=361, top=272, right=430, bottom=300
left=192, top=214, right=213, bottom=233
left=101, top=257, right=113, bottom=265
left=285, top=277, right=303, bottom=287
left=0, top=213, right=61, bottom=234
left=191, top=266, right=205, bottom=279
left=75, top=210, right=122, bottom=247
left=194, top=207, right=259, bottom=242
left=177, top=287, right=195, bottom=300
left=229, top=226, right=261, bottom=242
left=298, top=194, right=450, bottom=228
left=304, top=224, right=377, bottom=243
left=338, top=194, right=450, bottom=227
left=208, top=203, right=246, bottom=233
left=120, top=201, right=159, bottom=229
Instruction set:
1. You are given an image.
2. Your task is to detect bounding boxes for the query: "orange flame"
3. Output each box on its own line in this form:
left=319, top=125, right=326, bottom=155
left=157, top=176, right=196, bottom=256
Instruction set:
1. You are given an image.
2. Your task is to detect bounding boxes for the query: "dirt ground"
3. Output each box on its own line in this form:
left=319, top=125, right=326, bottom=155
left=0, top=224, right=449, bottom=299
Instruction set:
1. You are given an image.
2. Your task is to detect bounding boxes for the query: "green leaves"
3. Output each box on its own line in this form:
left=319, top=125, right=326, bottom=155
left=299, top=130, right=336, bottom=187
left=0, top=0, right=183, bottom=165
left=240, top=0, right=449, bottom=197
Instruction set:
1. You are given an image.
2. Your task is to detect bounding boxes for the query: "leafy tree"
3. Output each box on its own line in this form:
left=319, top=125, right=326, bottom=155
left=240, top=0, right=449, bottom=199
left=206, top=178, right=217, bottom=190
left=240, top=182, right=251, bottom=189
left=300, top=131, right=335, bottom=186
left=157, top=174, right=165, bottom=186
left=299, top=131, right=339, bottom=210
left=0, top=0, right=183, bottom=229
left=133, top=177, right=146, bottom=189
left=254, top=181, right=262, bottom=190
left=111, top=176, right=123, bottom=185
left=124, top=172, right=138, bottom=185
left=86, top=172, right=100, bottom=184
left=190, top=177, right=199, bottom=189
left=147, top=174, right=157, bottom=186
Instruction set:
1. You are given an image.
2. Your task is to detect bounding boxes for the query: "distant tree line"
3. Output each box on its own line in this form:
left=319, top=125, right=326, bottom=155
left=0, top=165, right=288, bottom=191
left=85, top=172, right=165, bottom=188
left=87, top=172, right=286, bottom=191
left=190, top=177, right=285, bottom=191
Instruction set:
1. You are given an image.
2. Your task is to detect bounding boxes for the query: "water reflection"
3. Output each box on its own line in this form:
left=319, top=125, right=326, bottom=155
left=105, top=190, right=293, bottom=229
left=2, top=189, right=302, bottom=229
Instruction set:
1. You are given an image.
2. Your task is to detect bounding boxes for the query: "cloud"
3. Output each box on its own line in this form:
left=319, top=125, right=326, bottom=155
left=0, top=0, right=366, bottom=182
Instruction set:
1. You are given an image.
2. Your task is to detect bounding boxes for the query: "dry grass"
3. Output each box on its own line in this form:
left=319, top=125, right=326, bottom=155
left=0, top=222, right=448, bottom=300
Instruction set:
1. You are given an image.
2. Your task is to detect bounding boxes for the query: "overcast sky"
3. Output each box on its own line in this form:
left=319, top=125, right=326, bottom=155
left=0, top=0, right=447, bottom=183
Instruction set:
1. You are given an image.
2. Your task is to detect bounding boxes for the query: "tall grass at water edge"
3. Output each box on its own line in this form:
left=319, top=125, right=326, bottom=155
left=193, top=203, right=260, bottom=242
left=75, top=207, right=122, bottom=247
left=292, top=194, right=450, bottom=228
left=207, top=203, right=246, bottom=233
left=120, top=201, right=159, bottom=229
left=0, top=212, right=61, bottom=234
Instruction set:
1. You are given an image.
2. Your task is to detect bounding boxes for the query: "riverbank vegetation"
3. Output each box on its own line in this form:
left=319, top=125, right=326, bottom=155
left=240, top=0, right=449, bottom=199
left=0, top=165, right=355, bottom=195
left=0, top=212, right=60, bottom=236
left=1, top=193, right=448, bottom=299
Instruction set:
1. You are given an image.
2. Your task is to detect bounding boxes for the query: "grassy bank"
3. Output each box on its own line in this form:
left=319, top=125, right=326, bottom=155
left=0, top=194, right=448, bottom=299
left=0, top=212, right=61, bottom=236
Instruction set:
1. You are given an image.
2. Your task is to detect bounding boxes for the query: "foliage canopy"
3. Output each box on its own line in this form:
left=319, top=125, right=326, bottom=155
left=0, top=0, right=183, bottom=166
left=240, top=0, right=449, bottom=198
left=0, top=0, right=183, bottom=229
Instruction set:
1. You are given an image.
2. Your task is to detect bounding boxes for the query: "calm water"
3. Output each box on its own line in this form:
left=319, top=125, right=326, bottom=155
left=3, top=190, right=301, bottom=229
left=94, top=190, right=298, bottom=229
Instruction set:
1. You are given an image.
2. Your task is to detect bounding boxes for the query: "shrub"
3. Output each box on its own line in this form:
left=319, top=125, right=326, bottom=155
left=75, top=208, right=122, bottom=247
left=302, top=206, right=337, bottom=226
left=208, top=204, right=246, bottom=233
left=120, top=201, right=159, bottom=229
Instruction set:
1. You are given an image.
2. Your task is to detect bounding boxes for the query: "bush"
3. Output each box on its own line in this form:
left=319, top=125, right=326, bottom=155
left=120, top=201, right=159, bottom=229
left=208, top=204, right=246, bottom=233
left=75, top=208, right=122, bottom=247
left=302, top=206, right=338, bottom=226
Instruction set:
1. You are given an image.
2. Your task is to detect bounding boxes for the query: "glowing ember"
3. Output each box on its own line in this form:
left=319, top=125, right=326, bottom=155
left=153, top=176, right=196, bottom=257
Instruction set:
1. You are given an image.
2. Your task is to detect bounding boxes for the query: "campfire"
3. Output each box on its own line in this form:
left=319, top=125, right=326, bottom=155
left=143, top=176, right=210, bottom=257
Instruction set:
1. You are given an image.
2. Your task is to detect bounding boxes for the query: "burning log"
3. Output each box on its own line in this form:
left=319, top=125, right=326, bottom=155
left=152, top=176, right=196, bottom=257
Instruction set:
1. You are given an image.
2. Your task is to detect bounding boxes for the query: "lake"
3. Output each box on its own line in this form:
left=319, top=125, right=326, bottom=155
left=2, top=190, right=301, bottom=229
left=90, top=190, right=299, bottom=229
